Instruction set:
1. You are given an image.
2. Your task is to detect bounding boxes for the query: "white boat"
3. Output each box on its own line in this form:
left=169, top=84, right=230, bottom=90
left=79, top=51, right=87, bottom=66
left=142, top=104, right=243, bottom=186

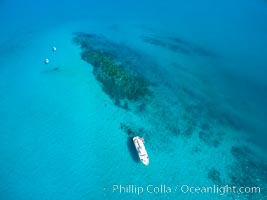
left=133, top=136, right=149, bottom=166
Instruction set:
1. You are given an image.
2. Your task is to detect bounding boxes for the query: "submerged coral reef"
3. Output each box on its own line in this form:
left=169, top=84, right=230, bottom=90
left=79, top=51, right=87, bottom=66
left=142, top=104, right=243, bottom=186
left=228, top=146, right=267, bottom=199
left=142, top=35, right=215, bottom=57
left=120, top=123, right=145, bottom=137
left=73, top=32, right=267, bottom=200
left=73, top=32, right=151, bottom=106
left=208, top=167, right=223, bottom=185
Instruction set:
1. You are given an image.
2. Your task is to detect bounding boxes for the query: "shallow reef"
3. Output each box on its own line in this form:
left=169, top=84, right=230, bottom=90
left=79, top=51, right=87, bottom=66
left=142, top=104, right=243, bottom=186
left=181, top=115, right=197, bottom=137
left=200, top=123, right=210, bottom=131
left=142, top=35, right=215, bottom=57
left=198, top=100, right=246, bottom=133
left=120, top=123, right=136, bottom=137
left=198, top=130, right=224, bottom=148
left=73, top=32, right=152, bottom=105
left=142, top=35, right=191, bottom=55
left=120, top=123, right=145, bottom=138
left=208, top=167, right=223, bottom=185
left=228, top=146, right=267, bottom=199
left=180, top=103, right=204, bottom=137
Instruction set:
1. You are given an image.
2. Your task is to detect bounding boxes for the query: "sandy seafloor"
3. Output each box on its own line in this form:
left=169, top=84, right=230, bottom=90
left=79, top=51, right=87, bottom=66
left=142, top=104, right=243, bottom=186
left=0, top=1, right=267, bottom=200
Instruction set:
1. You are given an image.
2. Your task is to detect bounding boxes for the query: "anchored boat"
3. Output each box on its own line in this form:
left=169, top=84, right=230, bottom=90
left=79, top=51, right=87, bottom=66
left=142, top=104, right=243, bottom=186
left=133, top=136, right=149, bottom=166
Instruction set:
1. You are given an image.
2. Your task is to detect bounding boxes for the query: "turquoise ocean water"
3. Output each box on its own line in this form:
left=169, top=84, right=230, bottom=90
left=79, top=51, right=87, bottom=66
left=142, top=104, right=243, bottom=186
left=0, top=1, right=267, bottom=200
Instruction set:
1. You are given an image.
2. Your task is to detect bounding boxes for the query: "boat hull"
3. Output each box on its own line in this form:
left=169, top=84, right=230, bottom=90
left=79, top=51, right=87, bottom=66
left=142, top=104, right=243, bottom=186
left=133, top=136, right=149, bottom=166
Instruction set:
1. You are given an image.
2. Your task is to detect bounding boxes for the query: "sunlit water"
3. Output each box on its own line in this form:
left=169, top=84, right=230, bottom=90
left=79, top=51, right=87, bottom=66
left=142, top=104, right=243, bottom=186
left=0, top=1, right=266, bottom=200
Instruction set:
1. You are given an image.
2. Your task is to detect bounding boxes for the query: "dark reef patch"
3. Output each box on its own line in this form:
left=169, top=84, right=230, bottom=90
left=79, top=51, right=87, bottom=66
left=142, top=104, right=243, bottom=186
left=182, top=116, right=197, bottom=137
left=184, top=103, right=204, bottom=115
left=216, top=112, right=243, bottom=131
left=114, top=99, right=129, bottom=110
left=192, top=145, right=201, bottom=153
left=135, top=102, right=147, bottom=113
left=142, top=35, right=215, bottom=57
left=73, top=32, right=152, bottom=106
left=120, top=123, right=144, bottom=138
left=198, top=131, right=224, bottom=147
left=169, top=126, right=181, bottom=137
left=208, top=167, right=222, bottom=185
left=181, top=86, right=205, bottom=104
left=143, top=35, right=191, bottom=55
left=181, top=103, right=204, bottom=137
left=200, top=123, right=210, bottom=131
left=120, top=123, right=135, bottom=137
left=205, top=103, right=246, bottom=132
left=228, top=146, right=267, bottom=199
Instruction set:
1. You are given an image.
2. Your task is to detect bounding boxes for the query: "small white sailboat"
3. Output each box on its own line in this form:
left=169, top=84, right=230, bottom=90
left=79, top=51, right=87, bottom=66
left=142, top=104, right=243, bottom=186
left=133, top=136, right=149, bottom=166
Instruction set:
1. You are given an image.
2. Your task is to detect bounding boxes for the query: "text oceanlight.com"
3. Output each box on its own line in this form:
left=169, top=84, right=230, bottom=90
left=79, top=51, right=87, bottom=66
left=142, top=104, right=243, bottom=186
left=110, top=184, right=261, bottom=196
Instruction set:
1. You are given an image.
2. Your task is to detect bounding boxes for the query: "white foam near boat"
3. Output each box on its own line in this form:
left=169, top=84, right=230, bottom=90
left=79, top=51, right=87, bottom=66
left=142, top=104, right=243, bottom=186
left=133, top=136, right=149, bottom=166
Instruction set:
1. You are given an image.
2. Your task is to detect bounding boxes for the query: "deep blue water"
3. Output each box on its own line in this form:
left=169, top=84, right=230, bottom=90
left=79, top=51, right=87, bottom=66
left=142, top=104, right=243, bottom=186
left=0, top=1, right=267, bottom=200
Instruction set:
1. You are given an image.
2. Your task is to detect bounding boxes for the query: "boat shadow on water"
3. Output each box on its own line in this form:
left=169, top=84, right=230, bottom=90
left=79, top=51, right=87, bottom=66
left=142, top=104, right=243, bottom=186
left=127, top=137, right=140, bottom=163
